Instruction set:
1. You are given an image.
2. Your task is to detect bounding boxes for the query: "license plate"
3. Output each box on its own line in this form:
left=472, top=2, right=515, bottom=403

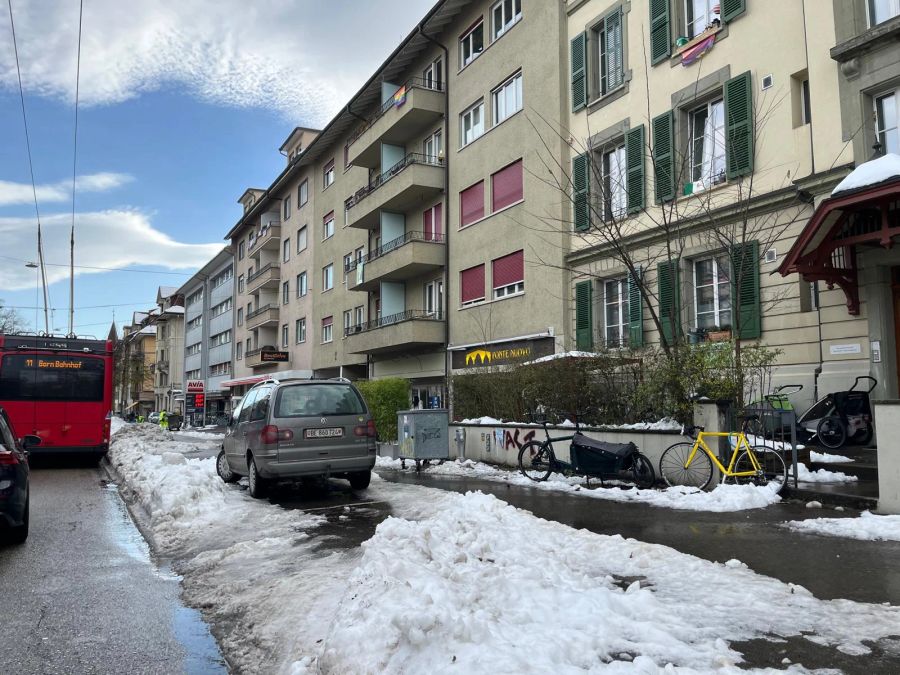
left=305, top=427, right=343, bottom=439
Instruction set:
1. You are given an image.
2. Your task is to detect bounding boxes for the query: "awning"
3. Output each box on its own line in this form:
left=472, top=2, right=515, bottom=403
left=779, top=175, right=900, bottom=316
left=220, top=374, right=270, bottom=389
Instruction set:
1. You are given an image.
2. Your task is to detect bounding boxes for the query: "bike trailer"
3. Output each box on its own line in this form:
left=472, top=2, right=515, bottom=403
left=570, top=433, right=637, bottom=473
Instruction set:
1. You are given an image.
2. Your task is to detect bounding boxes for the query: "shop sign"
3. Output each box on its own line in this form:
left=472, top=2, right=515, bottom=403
left=451, top=337, right=555, bottom=369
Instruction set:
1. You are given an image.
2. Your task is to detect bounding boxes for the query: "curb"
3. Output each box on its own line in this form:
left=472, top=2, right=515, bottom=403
left=782, top=484, right=878, bottom=511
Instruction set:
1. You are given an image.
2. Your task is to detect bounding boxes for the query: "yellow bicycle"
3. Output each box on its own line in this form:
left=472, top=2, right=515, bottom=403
left=659, top=416, right=788, bottom=493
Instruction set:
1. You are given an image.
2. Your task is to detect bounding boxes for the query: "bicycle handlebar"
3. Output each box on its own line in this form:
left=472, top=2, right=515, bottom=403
left=682, top=424, right=705, bottom=437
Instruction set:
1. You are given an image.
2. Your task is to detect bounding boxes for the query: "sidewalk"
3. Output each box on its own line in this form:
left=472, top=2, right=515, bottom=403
left=787, top=444, right=880, bottom=509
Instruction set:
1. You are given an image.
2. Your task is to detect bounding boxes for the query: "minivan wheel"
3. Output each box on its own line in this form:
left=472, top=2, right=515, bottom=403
left=247, top=456, right=269, bottom=499
left=216, top=450, right=238, bottom=484
left=348, top=470, right=371, bottom=491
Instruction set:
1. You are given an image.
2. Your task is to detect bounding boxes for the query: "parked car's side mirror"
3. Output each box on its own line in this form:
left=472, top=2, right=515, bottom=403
left=21, top=435, right=41, bottom=449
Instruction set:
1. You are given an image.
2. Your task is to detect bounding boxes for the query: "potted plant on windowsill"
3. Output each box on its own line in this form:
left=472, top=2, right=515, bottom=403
left=706, top=325, right=732, bottom=342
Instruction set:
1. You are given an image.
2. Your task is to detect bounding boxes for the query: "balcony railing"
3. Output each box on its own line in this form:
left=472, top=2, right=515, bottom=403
left=247, top=303, right=276, bottom=321
left=344, top=309, right=443, bottom=337
left=345, top=231, right=445, bottom=273
left=344, top=153, right=443, bottom=212
left=248, top=221, right=281, bottom=251
left=248, top=262, right=279, bottom=283
left=349, top=78, right=445, bottom=145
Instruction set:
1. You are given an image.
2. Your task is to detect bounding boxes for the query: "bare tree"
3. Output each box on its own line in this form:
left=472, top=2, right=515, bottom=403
left=0, top=303, right=25, bottom=334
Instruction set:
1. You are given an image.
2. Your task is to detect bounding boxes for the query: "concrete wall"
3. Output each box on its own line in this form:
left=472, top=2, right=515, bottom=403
left=874, top=401, right=900, bottom=514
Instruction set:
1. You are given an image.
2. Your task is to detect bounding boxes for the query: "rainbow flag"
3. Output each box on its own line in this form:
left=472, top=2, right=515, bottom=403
left=393, top=86, right=407, bottom=107
left=681, top=34, right=716, bottom=66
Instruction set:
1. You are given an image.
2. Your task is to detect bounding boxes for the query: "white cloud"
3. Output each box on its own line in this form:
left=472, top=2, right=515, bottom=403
left=0, top=0, right=433, bottom=125
left=0, top=172, right=132, bottom=206
left=0, top=209, right=222, bottom=290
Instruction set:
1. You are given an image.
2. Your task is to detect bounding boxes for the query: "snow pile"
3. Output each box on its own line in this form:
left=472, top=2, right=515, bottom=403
left=832, top=153, right=900, bottom=195
left=320, top=491, right=900, bottom=673
left=524, top=350, right=597, bottom=364
left=795, top=462, right=857, bottom=483
left=175, top=430, right=226, bottom=442
left=110, top=416, right=128, bottom=436
left=458, top=416, right=504, bottom=425
left=608, top=417, right=682, bottom=431
left=786, top=511, right=900, bottom=542
left=376, top=457, right=782, bottom=512
left=809, top=451, right=854, bottom=463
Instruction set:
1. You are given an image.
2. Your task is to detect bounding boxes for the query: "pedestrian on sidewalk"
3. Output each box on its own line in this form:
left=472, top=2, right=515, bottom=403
left=159, top=410, right=169, bottom=431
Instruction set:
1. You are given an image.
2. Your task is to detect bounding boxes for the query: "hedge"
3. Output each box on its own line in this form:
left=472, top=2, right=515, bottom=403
left=356, top=377, right=410, bottom=442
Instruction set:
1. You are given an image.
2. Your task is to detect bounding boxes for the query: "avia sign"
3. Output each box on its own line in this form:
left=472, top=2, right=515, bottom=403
left=186, top=380, right=205, bottom=393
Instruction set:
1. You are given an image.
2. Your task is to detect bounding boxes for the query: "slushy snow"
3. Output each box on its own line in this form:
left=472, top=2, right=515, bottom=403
left=786, top=510, right=900, bottom=542
left=808, top=451, right=854, bottom=464
left=832, top=153, right=900, bottom=195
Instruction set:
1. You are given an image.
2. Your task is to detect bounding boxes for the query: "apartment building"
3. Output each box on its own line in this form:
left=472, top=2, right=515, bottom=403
left=115, top=312, right=156, bottom=418
left=152, top=286, right=185, bottom=414
left=562, top=0, right=879, bottom=409
left=175, top=247, right=236, bottom=421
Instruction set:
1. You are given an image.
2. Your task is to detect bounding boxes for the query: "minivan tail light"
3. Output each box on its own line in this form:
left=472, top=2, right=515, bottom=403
left=0, top=450, right=19, bottom=465
left=261, top=425, right=293, bottom=444
left=355, top=420, right=377, bottom=437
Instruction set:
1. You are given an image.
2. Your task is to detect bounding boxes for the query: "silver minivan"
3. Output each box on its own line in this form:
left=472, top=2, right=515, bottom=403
left=216, top=378, right=376, bottom=498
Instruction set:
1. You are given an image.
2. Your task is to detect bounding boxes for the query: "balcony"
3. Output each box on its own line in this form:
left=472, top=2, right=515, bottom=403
left=247, top=262, right=281, bottom=293
left=345, top=309, right=445, bottom=355
left=245, top=348, right=291, bottom=369
left=246, top=303, right=279, bottom=329
left=345, top=154, right=444, bottom=230
left=249, top=223, right=281, bottom=252
left=348, top=79, right=445, bottom=168
left=348, top=232, right=445, bottom=292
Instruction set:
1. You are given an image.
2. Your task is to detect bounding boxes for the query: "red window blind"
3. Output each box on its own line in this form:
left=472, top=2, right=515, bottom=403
left=460, top=265, right=485, bottom=304
left=460, top=181, right=485, bottom=227
left=324, top=211, right=334, bottom=223
left=492, top=250, right=524, bottom=288
left=322, top=316, right=333, bottom=327
left=423, top=203, right=443, bottom=239
left=491, top=159, right=523, bottom=212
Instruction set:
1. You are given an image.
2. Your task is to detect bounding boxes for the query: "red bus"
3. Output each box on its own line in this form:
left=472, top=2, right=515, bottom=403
left=0, top=334, right=114, bottom=457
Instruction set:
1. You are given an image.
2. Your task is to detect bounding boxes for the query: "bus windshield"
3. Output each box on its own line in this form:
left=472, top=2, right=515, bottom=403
left=0, top=354, right=106, bottom=402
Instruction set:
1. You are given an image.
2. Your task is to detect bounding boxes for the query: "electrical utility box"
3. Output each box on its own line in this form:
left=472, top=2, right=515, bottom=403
left=397, top=409, right=450, bottom=460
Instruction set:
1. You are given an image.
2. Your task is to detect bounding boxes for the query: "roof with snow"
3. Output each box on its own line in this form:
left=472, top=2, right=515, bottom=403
left=831, top=153, right=900, bottom=196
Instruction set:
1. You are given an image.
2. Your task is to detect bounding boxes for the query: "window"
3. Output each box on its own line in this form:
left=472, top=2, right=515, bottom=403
left=603, top=278, right=630, bottom=346
left=322, top=263, right=334, bottom=291
left=491, top=0, right=522, bottom=40
left=246, top=302, right=253, bottom=316
left=460, top=101, right=485, bottom=146
left=423, top=56, right=444, bottom=90
left=283, top=195, right=291, bottom=221
left=869, top=0, right=900, bottom=26
left=491, top=159, right=523, bottom=212
left=686, top=0, right=720, bottom=39
left=601, top=144, right=627, bottom=220
left=694, top=255, right=731, bottom=329
left=282, top=280, right=290, bottom=304
left=801, top=79, right=812, bottom=126
left=187, top=315, right=202, bottom=331
left=689, top=98, right=726, bottom=191
left=423, top=203, right=443, bottom=241
left=460, top=181, right=485, bottom=227
left=593, top=9, right=624, bottom=97
left=875, top=89, right=899, bottom=155
left=238, top=241, right=245, bottom=261
left=245, top=337, right=252, bottom=354
left=211, top=298, right=232, bottom=317
left=237, top=308, right=243, bottom=326
left=424, top=130, right=443, bottom=163
left=354, top=305, right=364, bottom=328
left=424, top=280, right=443, bottom=316
left=283, top=238, right=291, bottom=262
left=298, top=179, right=309, bottom=206
left=212, top=266, right=233, bottom=288
left=210, top=362, right=231, bottom=377
left=185, top=369, right=201, bottom=381
left=492, top=72, right=523, bottom=126
left=492, top=250, right=524, bottom=298
left=0, top=354, right=108, bottom=403
left=460, top=264, right=486, bottom=306
left=322, top=316, right=333, bottom=343
left=296, top=318, right=306, bottom=344
left=187, top=289, right=203, bottom=306
left=460, top=20, right=484, bottom=68
left=282, top=324, right=289, bottom=347
left=297, top=271, right=308, bottom=297
left=323, top=211, right=334, bottom=239
left=237, top=274, right=245, bottom=293
left=343, top=310, right=352, bottom=337
left=186, top=342, right=202, bottom=356
left=274, top=383, right=366, bottom=418
left=343, top=143, right=350, bottom=170
left=323, top=159, right=335, bottom=188
left=343, top=253, right=353, bottom=279
left=210, top=330, right=232, bottom=348
left=355, top=246, right=365, bottom=266
left=297, top=226, right=308, bottom=252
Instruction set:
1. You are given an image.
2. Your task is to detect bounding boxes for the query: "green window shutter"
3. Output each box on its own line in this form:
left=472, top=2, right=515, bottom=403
left=652, top=111, right=675, bottom=203
left=575, top=280, right=594, bottom=351
left=724, top=71, right=754, bottom=179
left=571, top=32, right=588, bottom=112
left=572, top=153, right=590, bottom=231
left=627, top=268, right=643, bottom=348
left=730, top=241, right=761, bottom=339
left=606, top=8, right=624, bottom=90
left=657, top=260, right=681, bottom=346
left=625, top=124, right=645, bottom=213
left=721, top=0, right=747, bottom=23
left=649, top=0, right=671, bottom=65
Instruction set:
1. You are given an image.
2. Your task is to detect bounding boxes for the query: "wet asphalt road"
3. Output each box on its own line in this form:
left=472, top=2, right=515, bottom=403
left=0, top=457, right=226, bottom=675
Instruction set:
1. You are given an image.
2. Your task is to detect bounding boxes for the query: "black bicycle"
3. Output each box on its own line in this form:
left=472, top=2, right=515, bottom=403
left=517, top=415, right=655, bottom=488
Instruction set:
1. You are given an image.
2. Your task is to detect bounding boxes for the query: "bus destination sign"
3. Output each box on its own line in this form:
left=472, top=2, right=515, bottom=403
left=25, top=358, right=84, bottom=370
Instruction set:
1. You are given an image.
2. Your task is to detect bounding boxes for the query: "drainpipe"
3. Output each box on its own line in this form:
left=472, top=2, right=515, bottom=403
left=418, top=25, right=450, bottom=405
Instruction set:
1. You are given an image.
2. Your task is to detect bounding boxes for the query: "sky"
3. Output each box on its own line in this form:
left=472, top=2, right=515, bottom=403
left=0, top=0, right=432, bottom=337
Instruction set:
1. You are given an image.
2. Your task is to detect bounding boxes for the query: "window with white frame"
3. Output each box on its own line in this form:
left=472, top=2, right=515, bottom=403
left=185, top=369, right=201, bottom=381
left=603, top=278, right=630, bottom=346
left=237, top=274, right=244, bottom=294
left=296, top=317, right=306, bottom=343
left=187, top=315, right=202, bottom=330
left=491, top=0, right=521, bottom=40
left=354, top=305, right=364, bottom=328
left=236, top=342, right=243, bottom=360
left=297, top=226, right=308, bottom=252
left=423, top=56, right=444, bottom=90
left=282, top=324, right=289, bottom=347
left=355, top=246, right=365, bottom=266
left=492, top=250, right=524, bottom=299
left=238, top=241, right=245, bottom=261
left=343, top=253, right=353, bottom=279
left=492, top=71, right=522, bottom=126
left=689, top=98, right=726, bottom=190
left=685, top=0, right=721, bottom=39
left=601, top=144, right=627, bottom=221
left=297, top=271, right=308, bottom=297
left=298, top=179, right=308, bottom=206
left=211, top=266, right=233, bottom=288
left=323, top=212, right=334, bottom=240
left=869, top=0, right=900, bottom=26
left=237, top=308, right=243, bottom=326
left=322, top=316, right=333, bottom=344
left=322, top=263, right=334, bottom=291
left=187, top=289, right=203, bottom=306
left=424, top=280, right=444, bottom=316
left=186, top=342, right=201, bottom=356
left=460, top=20, right=484, bottom=68
left=245, top=337, right=252, bottom=354
left=875, top=89, right=899, bottom=155
left=424, top=130, right=443, bottom=163
left=283, top=238, right=291, bottom=262
left=694, top=255, right=731, bottom=329
left=343, top=310, right=352, bottom=337
left=282, top=280, right=290, bottom=304
left=210, top=362, right=231, bottom=377
left=594, top=9, right=624, bottom=97
left=210, top=330, right=232, bottom=347
left=211, top=298, right=232, bottom=317
left=323, top=160, right=335, bottom=188
left=460, top=101, right=484, bottom=147
left=283, top=195, right=291, bottom=221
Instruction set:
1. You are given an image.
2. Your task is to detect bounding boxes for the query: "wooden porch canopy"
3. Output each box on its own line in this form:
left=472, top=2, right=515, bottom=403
left=779, top=172, right=900, bottom=316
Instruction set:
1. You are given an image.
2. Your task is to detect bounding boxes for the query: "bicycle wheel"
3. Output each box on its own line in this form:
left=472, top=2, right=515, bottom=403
left=629, top=453, right=656, bottom=489
left=659, top=442, right=714, bottom=490
left=518, top=440, right=554, bottom=482
left=734, top=446, right=788, bottom=494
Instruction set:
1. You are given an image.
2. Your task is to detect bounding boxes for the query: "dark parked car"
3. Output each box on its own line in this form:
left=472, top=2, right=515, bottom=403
left=0, top=407, right=39, bottom=544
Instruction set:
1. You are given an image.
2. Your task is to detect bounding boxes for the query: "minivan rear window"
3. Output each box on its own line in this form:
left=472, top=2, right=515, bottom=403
left=275, top=384, right=366, bottom=417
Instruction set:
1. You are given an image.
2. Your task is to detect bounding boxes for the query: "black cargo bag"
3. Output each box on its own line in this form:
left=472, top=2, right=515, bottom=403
left=570, top=432, right=636, bottom=474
